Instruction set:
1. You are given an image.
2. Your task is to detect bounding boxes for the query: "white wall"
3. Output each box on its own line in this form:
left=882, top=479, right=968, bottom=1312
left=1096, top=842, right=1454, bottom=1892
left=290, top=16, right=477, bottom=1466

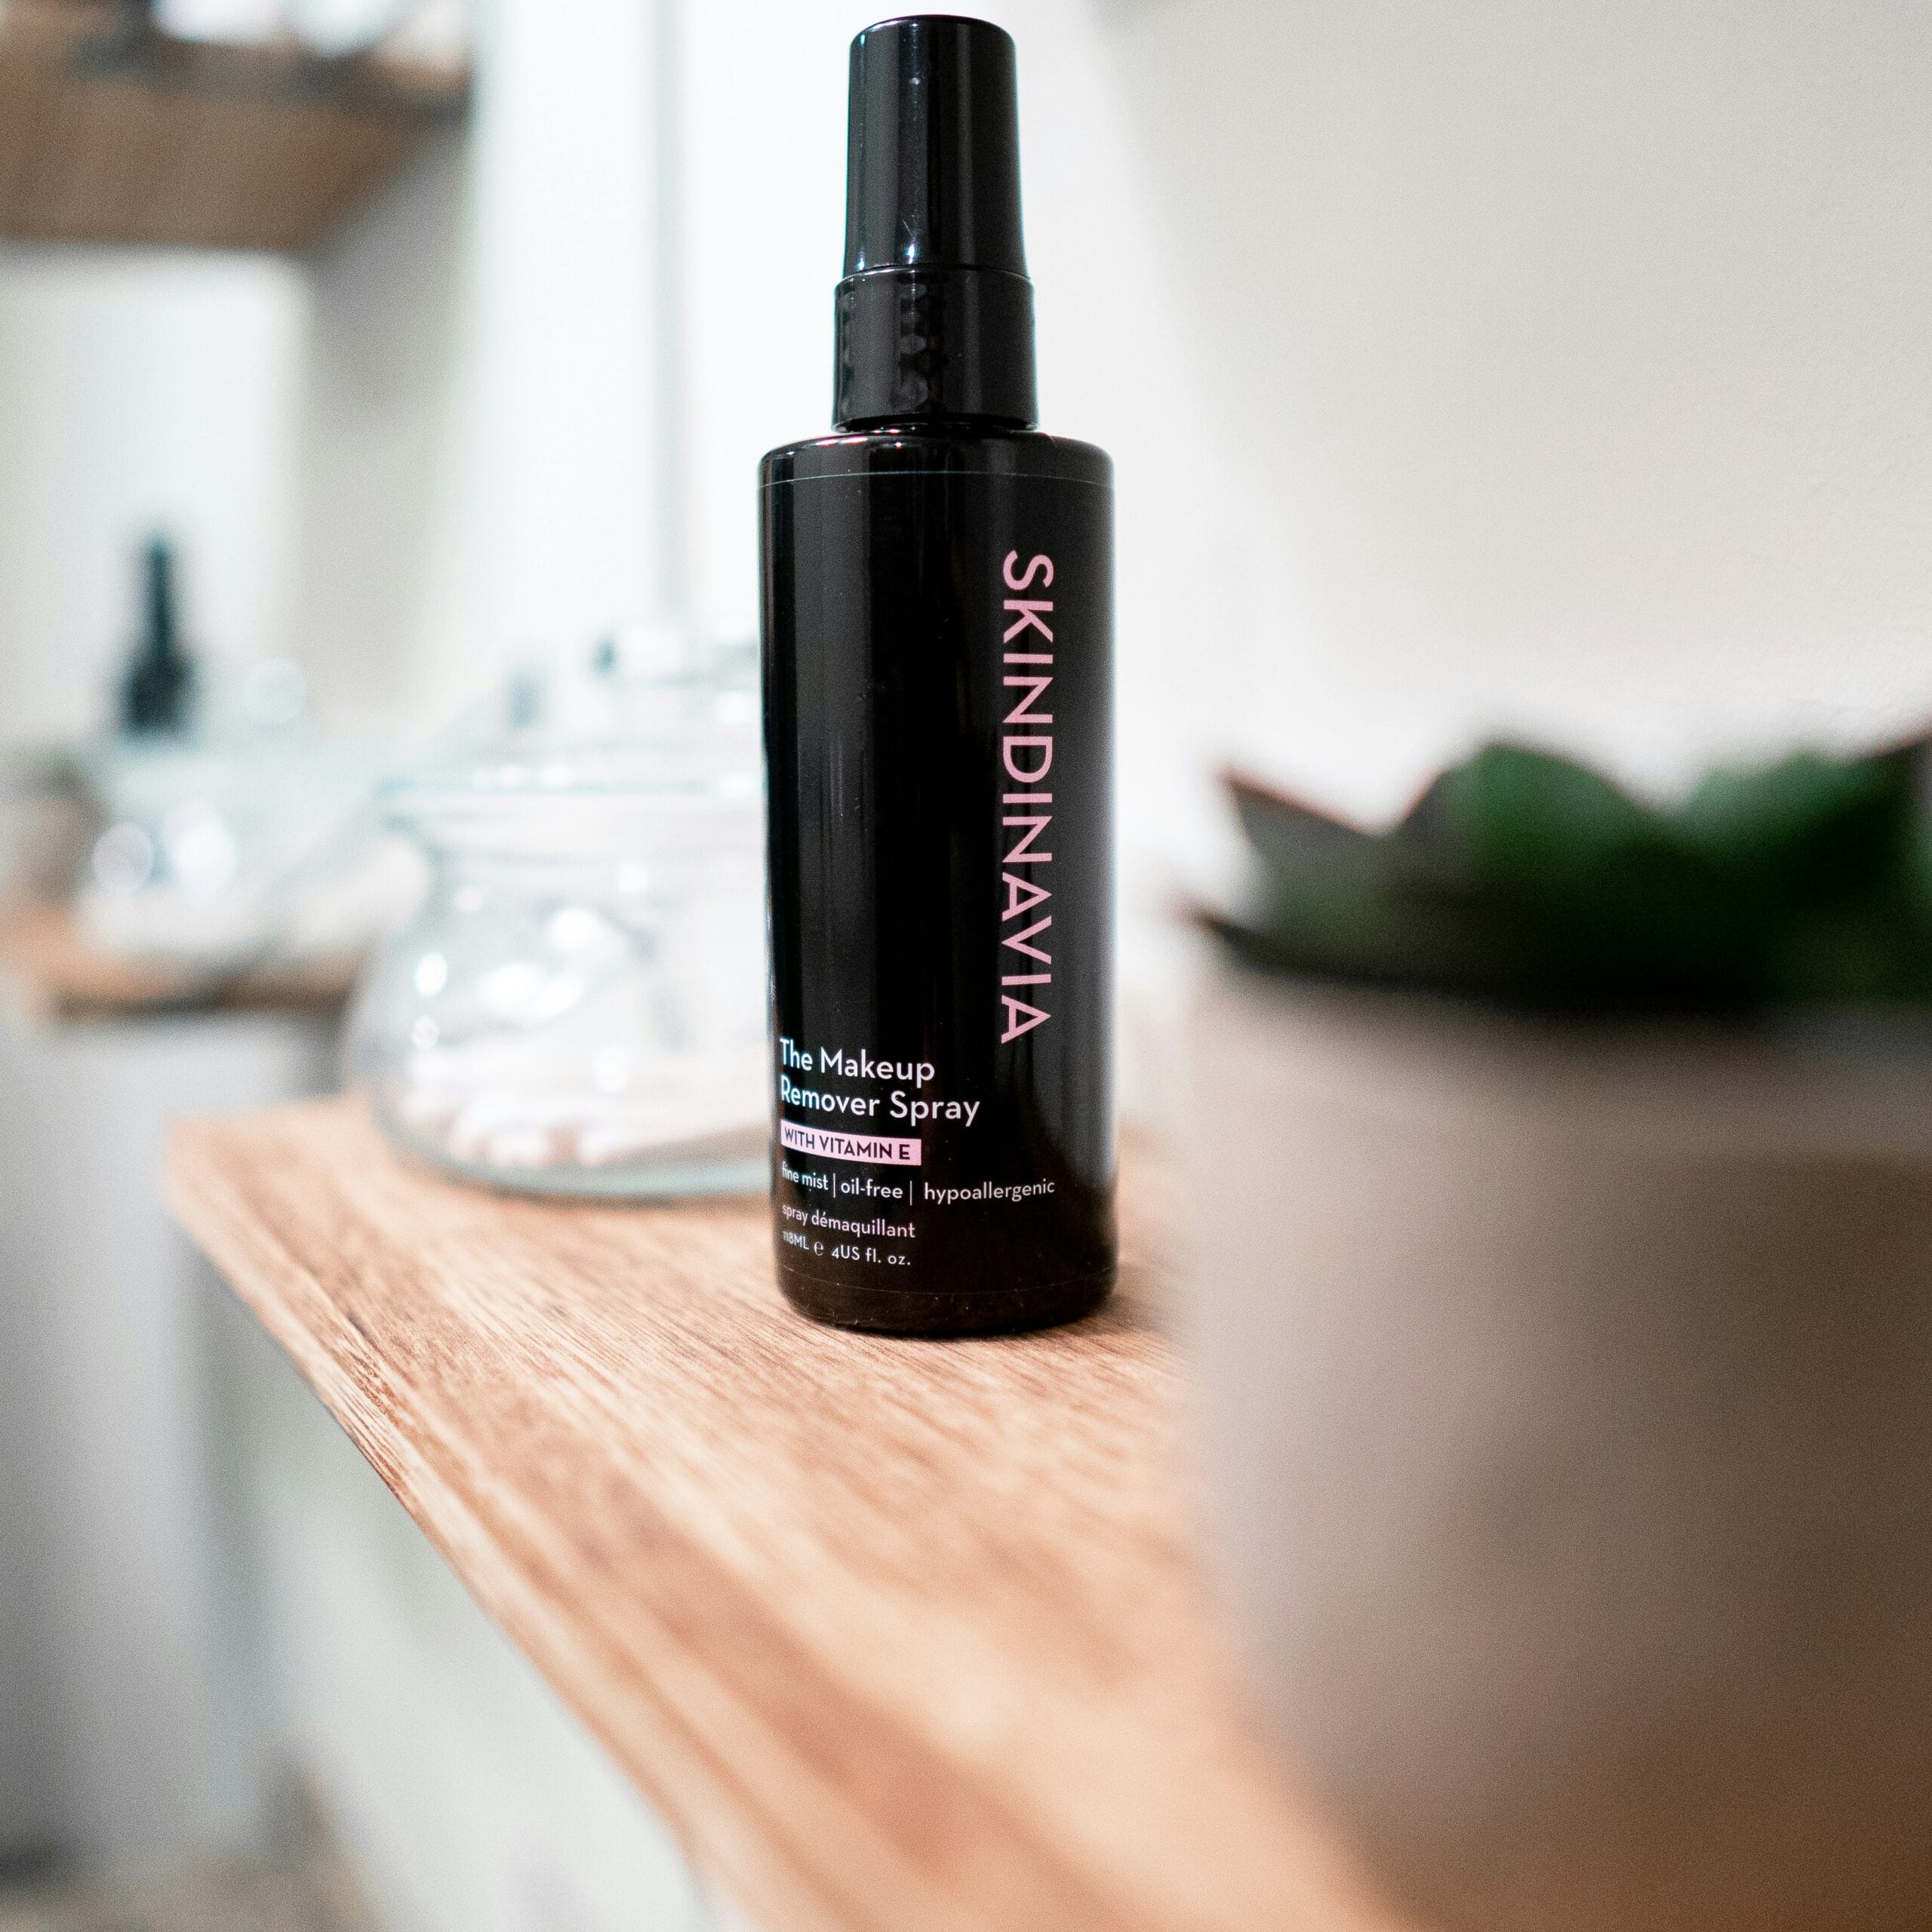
left=0, top=248, right=308, bottom=745
left=0, top=1013, right=337, bottom=1871
left=287, top=0, right=676, bottom=733
left=452, top=0, right=671, bottom=687
left=1105, top=0, right=1932, bottom=822
left=287, top=132, right=472, bottom=734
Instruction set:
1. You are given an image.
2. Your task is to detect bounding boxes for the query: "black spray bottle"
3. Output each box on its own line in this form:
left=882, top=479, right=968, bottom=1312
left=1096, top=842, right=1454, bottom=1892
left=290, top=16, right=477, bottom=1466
left=760, top=15, right=1115, bottom=1336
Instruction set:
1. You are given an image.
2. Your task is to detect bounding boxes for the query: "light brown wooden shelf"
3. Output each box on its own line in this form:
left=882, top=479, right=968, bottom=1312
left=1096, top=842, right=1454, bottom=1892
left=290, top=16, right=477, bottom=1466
left=165, top=1097, right=1415, bottom=1932
left=0, top=0, right=468, bottom=253
left=0, top=900, right=358, bottom=1022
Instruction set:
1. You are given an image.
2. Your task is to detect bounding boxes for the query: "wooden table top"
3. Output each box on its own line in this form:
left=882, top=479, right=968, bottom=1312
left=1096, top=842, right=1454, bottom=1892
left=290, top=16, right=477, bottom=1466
left=0, top=902, right=358, bottom=1024
left=165, top=1097, right=1411, bottom=1932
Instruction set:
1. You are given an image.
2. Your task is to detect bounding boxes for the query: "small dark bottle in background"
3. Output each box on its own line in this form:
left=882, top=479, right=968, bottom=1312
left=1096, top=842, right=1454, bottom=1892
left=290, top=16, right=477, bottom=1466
left=120, top=536, right=195, bottom=737
left=760, top=16, right=1116, bottom=1336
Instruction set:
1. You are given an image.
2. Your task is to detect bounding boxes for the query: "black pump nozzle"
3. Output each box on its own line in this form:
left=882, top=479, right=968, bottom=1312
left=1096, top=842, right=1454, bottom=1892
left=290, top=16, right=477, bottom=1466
left=834, top=17, right=1038, bottom=431
left=121, top=535, right=195, bottom=736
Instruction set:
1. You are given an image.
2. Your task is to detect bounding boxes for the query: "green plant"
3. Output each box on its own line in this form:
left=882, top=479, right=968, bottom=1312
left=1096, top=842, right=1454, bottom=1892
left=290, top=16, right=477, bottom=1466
left=1214, top=739, right=1932, bottom=1008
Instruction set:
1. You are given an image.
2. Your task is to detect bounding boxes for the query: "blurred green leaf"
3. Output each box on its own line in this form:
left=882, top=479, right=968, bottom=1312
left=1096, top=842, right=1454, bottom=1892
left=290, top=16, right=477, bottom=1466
left=1216, top=737, right=1932, bottom=1011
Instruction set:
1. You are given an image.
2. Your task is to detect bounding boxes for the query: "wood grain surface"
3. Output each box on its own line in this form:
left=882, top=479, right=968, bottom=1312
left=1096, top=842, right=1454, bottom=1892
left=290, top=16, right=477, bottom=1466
left=165, top=1097, right=1416, bottom=1932
left=0, top=903, right=358, bottom=1023
left=0, top=2, right=466, bottom=253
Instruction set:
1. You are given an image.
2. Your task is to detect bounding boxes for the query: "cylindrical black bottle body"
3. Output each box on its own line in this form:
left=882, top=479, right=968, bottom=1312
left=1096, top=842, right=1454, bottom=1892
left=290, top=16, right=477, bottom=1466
left=759, top=427, right=1115, bottom=1335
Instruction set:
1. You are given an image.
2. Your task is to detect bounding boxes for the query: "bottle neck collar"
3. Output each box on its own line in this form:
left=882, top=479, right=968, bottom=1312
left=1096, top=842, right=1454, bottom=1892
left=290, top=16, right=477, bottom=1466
left=833, top=266, right=1038, bottom=432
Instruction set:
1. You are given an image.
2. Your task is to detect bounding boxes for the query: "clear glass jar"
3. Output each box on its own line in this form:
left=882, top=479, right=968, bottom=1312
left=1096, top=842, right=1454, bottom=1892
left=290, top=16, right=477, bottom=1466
left=349, top=722, right=768, bottom=1198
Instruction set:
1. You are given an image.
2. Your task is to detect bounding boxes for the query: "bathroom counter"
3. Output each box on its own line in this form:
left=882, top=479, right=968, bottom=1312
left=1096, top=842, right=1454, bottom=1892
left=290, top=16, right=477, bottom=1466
left=0, top=902, right=358, bottom=1024
left=165, top=1096, right=1411, bottom=1932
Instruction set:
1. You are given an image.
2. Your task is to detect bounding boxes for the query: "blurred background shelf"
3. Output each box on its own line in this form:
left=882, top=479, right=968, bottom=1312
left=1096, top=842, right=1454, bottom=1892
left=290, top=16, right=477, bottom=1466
left=0, top=0, right=469, bottom=253
left=165, top=1098, right=1403, bottom=1932
left=0, top=902, right=358, bottom=1023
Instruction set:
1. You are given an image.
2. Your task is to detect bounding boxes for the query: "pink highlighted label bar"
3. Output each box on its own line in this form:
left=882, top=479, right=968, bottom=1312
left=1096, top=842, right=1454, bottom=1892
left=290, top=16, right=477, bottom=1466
left=780, top=1121, right=922, bottom=1167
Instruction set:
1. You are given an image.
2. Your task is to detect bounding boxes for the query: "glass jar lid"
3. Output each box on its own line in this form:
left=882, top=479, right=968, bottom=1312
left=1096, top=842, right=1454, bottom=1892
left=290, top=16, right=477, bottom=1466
left=380, top=641, right=761, bottom=861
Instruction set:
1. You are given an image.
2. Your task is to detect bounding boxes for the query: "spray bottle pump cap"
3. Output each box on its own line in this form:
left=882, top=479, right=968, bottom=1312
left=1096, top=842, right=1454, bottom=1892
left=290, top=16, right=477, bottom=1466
left=833, top=16, right=1038, bottom=431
